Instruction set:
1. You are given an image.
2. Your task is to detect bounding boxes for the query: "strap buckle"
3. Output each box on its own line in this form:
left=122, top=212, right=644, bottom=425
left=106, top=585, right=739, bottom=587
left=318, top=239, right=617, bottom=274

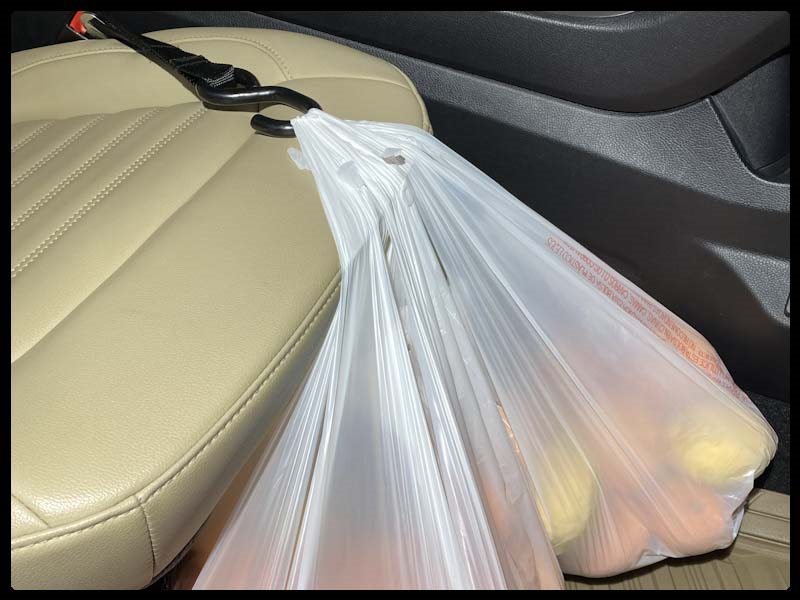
left=79, top=11, right=106, bottom=39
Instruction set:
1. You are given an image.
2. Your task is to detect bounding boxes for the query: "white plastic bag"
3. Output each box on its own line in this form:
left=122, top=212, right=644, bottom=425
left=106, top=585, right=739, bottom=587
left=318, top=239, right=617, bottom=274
left=194, top=110, right=777, bottom=589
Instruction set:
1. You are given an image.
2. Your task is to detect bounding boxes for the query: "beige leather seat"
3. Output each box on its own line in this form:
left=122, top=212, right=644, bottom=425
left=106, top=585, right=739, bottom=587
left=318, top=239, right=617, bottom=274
left=11, top=27, right=430, bottom=589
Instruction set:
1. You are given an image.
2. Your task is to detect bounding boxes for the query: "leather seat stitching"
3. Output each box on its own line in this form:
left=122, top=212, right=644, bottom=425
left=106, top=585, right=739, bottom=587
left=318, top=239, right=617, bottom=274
left=12, top=35, right=293, bottom=81
left=11, top=121, right=57, bottom=152
left=12, top=47, right=141, bottom=75
left=11, top=505, right=141, bottom=552
left=12, top=493, right=49, bottom=527
left=11, top=106, right=206, bottom=278
left=11, top=107, right=166, bottom=231
left=12, top=114, right=108, bottom=189
left=163, top=34, right=293, bottom=80
left=10, top=117, right=253, bottom=366
left=11, top=278, right=340, bottom=551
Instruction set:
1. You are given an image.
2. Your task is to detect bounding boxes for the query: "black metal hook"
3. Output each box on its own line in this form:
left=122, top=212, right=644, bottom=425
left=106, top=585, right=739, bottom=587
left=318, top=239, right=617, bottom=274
left=80, top=11, right=321, bottom=138
left=195, top=78, right=321, bottom=138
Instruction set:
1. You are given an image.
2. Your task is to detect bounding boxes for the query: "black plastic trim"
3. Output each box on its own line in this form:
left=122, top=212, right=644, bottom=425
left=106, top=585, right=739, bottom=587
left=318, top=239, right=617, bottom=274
left=262, top=11, right=790, bottom=113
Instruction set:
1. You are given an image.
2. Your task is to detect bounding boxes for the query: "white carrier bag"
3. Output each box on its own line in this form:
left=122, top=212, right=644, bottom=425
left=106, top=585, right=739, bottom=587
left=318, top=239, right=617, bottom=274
left=194, top=110, right=777, bottom=589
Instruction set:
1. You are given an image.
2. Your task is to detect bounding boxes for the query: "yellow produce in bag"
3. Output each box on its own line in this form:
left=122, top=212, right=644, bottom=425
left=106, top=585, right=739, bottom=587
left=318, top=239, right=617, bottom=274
left=194, top=111, right=776, bottom=589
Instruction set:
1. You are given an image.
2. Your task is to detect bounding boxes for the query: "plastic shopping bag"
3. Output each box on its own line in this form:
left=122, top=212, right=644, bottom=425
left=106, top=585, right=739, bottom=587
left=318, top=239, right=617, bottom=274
left=194, top=110, right=777, bottom=589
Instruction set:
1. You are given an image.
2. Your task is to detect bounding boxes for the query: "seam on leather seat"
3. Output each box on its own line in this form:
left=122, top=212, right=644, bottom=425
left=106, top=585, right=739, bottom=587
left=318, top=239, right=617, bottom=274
left=387, top=62, right=432, bottom=133
left=12, top=35, right=293, bottom=82
left=11, top=502, right=146, bottom=555
left=287, top=75, right=431, bottom=132
left=138, top=278, right=340, bottom=506
left=139, top=277, right=340, bottom=568
left=136, top=497, right=157, bottom=578
left=11, top=35, right=419, bottom=91
left=12, top=47, right=139, bottom=75
left=11, top=277, right=340, bottom=552
left=289, top=74, right=427, bottom=93
left=11, top=107, right=165, bottom=231
left=12, top=493, right=49, bottom=527
left=11, top=114, right=108, bottom=189
left=10, top=116, right=253, bottom=366
left=163, top=34, right=294, bottom=80
left=11, top=106, right=206, bottom=278
left=11, top=120, right=56, bottom=152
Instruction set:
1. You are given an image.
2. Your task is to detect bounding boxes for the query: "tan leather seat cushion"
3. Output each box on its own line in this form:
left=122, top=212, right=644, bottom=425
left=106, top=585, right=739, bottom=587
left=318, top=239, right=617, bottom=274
left=11, top=27, right=429, bottom=589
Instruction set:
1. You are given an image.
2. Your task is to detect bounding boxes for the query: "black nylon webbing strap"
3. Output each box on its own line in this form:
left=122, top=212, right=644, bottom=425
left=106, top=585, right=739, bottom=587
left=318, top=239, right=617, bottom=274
left=85, top=13, right=235, bottom=89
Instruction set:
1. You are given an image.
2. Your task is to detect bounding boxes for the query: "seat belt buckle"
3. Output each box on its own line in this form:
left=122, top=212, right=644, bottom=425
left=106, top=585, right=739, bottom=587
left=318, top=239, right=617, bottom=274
left=56, top=11, right=89, bottom=43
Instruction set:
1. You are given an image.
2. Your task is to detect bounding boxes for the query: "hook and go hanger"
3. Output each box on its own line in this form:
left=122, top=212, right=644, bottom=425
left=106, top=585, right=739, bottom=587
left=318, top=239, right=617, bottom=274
left=79, top=11, right=321, bottom=138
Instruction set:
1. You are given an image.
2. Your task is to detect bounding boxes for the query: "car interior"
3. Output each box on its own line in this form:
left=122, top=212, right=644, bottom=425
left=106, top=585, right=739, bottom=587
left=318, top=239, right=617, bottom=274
left=10, top=10, right=789, bottom=590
